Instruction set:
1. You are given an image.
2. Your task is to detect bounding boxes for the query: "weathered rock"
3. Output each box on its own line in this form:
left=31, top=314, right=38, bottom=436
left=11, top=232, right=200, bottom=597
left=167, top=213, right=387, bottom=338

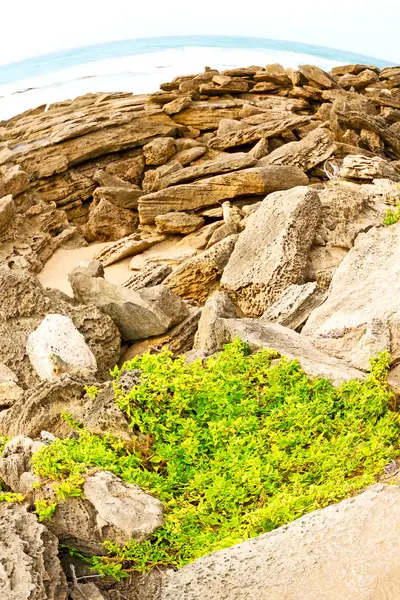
left=163, top=95, right=192, bottom=116
left=164, top=235, right=238, bottom=303
left=93, top=233, right=165, bottom=266
left=307, top=179, right=392, bottom=287
left=338, top=154, right=400, bottom=181
left=0, top=435, right=43, bottom=494
left=249, top=138, right=269, bottom=159
left=139, top=166, right=309, bottom=224
left=0, top=381, right=24, bottom=408
left=172, top=100, right=243, bottom=130
left=260, top=128, right=335, bottom=171
left=214, top=319, right=365, bottom=385
left=177, top=221, right=223, bottom=250
left=173, top=146, right=207, bottom=165
left=298, top=64, right=339, bottom=89
left=303, top=223, right=400, bottom=370
left=0, top=376, right=91, bottom=437
left=209, top=114, right=312, bottom=150
left=121, top=306, right=202, bottom=361
left=338, top=69, right=379, bottom=90
left=122, top=263, right=172, bottom=290
left=155, top=212, right=205, bottom=234
left=48, top=471, right=164, bottom=555
left=200, top=79, right=248, bottom=95
left=261, top=282, right=327, bottom=330
left=27, top=314, right=97, bottom=381
left=92, top=183, right=143, bottom=209
left=69, top=266, right=189, bottom=341
left=70, top=582, right=109, bottom=600
left=0, top=164, right=30, bottom=198
left=0, top=502, right=68, bottom=600
left=221, top=187, right=321, bottom=316
left=104, top=154, right=145, bottom=186
left=154, top=152, right=258, bottom=190
left=0, top=194, right=16, bottom=234
left=158, top=484, right=400, bottom=600
left=84, top=198, right=137, bottom=242
left=0, top=269, right=120, bottom=388
left=193, top=291, right=236, bottom=354
left=143, top=137, right=176, bottom=166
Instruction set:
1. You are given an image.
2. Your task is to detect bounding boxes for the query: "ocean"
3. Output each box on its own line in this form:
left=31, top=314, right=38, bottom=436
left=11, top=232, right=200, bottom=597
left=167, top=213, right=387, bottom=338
left=0, top=35, right=395, bottom=121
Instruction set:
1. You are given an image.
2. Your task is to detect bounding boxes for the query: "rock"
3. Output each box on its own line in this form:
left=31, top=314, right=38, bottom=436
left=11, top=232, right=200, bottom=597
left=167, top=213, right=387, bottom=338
left=164, top=235, right=238, bottom=303
left=42, top=470, right=164, bottom=556
left=92, top=183, right=143, bottom=209
left=69, top=266, right=189, bottom=341
left=0, top=269, right=120, bottom=389
left=0, top=381, right=24, bottom=408
left=249, top=138, right=269, bottom=159
left=298, top=64, right=339, bottom=89
left=338, top=69, right=379, bottom=90
left=193, top=291, right=236, bottom=354
left=104, top=155, right=145, bottom=186
left=173, top=146, right=206, bottom=165
left=177, top=221, right=223, bottom=250
left=138, top=166, right=309, bottom=224
left=155, top=212, right=205, bottom=234
left=0, top=164, right=30, bottom=198
left=143, top=161, right=183, bottom=193
left=143, top=137, right=176, bottom=166
left=121, top=306, right=202, bottom=361
left=303, top=223, right=400, bottom=370
left=0, top=435, right=43, bottom=494
left=260, top=128, right=335, bottom=171
left=331, top=63, right=379, bottom=76
left=70, top=582, right=109, bottom=600
left=199, top=79, right=248, bottom=95
left=209, top=114, right=312, bottom=150
left=122, top=263, right=172, bottom=290
left=0, top=194, right=16, bottom=233
left=172, top=100, right=243, bottom=130
left=221, top=187, right=321, bottom=316
left=0, top=362, right=18, bottom=383
left=93, top=233, right=165, bottom=266
left=85, top=198, right=137, bottom=242
left=261, top=282, right=327, bottom=330
left=0, top=502, right=68, bottom=600
left=214, top=319, right=365, bottom=385
left=27, top=314, right=98, bottom=381
left=158, top=484, right=400, bottom=600
left=153, top=152, right=258, bottom=190
left=217, top=118, right=246, bottom=137
left=0, top=376, right=91, bottom=438
left=338, top=154, right=400, bottom=181
left=163, top=95, right=192, bottom=116
left=306, top=179, right=389, bottom=287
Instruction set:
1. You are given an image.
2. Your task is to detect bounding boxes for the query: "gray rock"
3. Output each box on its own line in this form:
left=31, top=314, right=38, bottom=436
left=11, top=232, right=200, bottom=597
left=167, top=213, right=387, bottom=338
left=214, top=318, right=365, bottom=386
left=303, top=223, right=400, bottom=370
left=338, top=154, right=400, bottom=181
left=122, top=263, right=172, bottom=291
left=221, top=186, right=321, bottom=316
left=0, top=502, right=68, bottom=600
left=27, top=314, right=98, bottom=381
left=261, top=282, right=327, bottom=330
left=158, top=484, right=400, bottom=600
left=193, top=291, right=236, bottom=354
left=69, top=266, right=189, bottom=341
left=49, top=471, right=164, bottom=555
left=70, top=582, right=109, bottom=599
left=0, top=435, right=43, bottom=494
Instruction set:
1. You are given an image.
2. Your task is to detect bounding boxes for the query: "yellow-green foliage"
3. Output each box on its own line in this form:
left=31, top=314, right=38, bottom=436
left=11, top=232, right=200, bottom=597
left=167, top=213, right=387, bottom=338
left=383, top=203, right=400, bottom=226
left=32, top=341, right=400, bottom=576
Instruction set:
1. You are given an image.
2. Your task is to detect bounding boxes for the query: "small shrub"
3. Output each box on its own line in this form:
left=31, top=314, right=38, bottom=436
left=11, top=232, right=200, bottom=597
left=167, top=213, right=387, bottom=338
left=31, top=341, right=400, bottom=575
left=35, top=499, right=57, bottom=522
left=383, top=203, right=400, bottom=226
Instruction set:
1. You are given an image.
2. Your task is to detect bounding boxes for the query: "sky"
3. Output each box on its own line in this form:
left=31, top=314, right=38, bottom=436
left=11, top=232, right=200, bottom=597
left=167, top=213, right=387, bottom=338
left=1, top=0, right=400, bottom=65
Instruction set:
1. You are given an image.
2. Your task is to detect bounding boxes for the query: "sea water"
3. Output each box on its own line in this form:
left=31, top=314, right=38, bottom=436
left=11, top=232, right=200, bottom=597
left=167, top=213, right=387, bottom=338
left=0, top=35, right=395, bottom=120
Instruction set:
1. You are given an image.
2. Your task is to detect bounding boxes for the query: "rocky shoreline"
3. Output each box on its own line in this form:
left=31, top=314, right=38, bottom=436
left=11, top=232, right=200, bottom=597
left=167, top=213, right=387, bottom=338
left=2, top=61, right=400, bottom=599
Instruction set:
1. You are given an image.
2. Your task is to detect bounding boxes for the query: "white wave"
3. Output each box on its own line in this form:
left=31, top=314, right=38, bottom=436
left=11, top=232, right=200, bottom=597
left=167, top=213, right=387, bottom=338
left=0, top=46, right=343, bottom=120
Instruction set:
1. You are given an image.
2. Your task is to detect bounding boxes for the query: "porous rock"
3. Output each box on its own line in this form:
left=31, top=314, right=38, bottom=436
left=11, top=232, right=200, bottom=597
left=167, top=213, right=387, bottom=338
left=0, top=502, right=68, bottom=600
left=221, top=187, right=321, bottom=316
left=261, top=282, right=327, bottom=330
left=193, top=291, right=236, bottom=354
left=155, top=212, right=205, bottom=234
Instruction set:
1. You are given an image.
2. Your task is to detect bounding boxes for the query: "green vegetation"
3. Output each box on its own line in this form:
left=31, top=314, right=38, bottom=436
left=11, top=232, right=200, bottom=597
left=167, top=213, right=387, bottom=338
left=34, top=499, right=57, bottom=522
left=383, top=202, right=400, bottom=226
left=29, top=340, right=400, bottom=576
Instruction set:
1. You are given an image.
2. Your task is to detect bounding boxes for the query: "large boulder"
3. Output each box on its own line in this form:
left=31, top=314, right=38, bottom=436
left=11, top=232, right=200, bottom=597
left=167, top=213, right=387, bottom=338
left=27, top=314, right=97, bottom=382
left=261, top=282, right=327, bottom=330
left=0, top=269, right=120, bottom=389
left=0, top=502, right=68, bottom=600
left=193, top=291, right=237, bottom=354
left=69, top=266, right=189, bottom=341
left=158, top=484, right=400, bottom=600
left=303, top=223, right=400, bottom=370
left=221, top=187, right=321, bottom=316
left=213, top=318, right=365, bottom=386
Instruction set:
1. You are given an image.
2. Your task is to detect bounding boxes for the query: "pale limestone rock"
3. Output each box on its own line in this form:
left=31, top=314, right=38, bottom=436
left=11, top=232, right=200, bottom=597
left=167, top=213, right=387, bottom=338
left=155, top=212, right=205, bottom=234
left=143, top=137, right=176, bottom=166
left=27, top=314, right=97, bottom=381
left=261, top=282, right=327, bottom=330
left=193, top=291, right=236, bottom=354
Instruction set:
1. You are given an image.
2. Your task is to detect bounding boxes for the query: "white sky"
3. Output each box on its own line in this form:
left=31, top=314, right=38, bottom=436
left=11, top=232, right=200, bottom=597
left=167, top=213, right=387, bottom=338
left=1, top=0, right=399, bottom=65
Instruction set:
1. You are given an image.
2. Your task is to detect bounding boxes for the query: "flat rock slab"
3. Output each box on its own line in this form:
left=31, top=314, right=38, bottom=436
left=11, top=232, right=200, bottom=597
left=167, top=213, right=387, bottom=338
left=221, top=186, right=320, bottom=316
left=138, top=166, right=309, bottom=224
left=159, top=484, right=400, bottom=600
